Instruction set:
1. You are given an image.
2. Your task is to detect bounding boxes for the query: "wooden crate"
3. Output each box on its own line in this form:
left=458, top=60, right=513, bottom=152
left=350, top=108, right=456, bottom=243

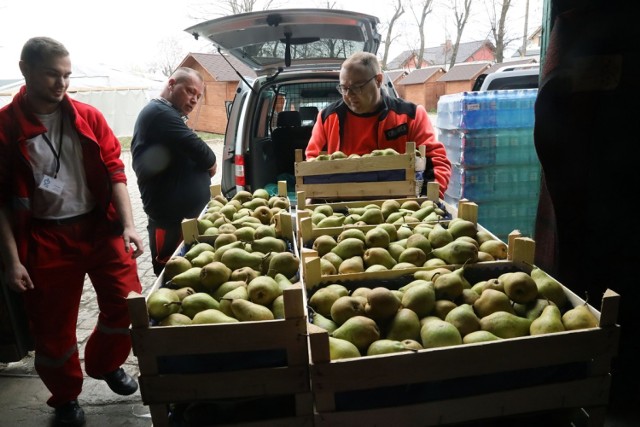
left=304, top=260, right=620, bottom=427
left=127, top=279, right=312, bottom=426
left=294, top=142, right=418, bottom=200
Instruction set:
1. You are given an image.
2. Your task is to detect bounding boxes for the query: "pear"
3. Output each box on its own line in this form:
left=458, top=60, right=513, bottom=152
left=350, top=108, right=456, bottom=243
left=191, top=308, right=239, bottom=324
left=199, top=261, right=232, bottom=292
left=423, top=258, right=447, bottom=268
left=214, top=233, right=238, bottom=250
left=331, top=237, right=365, bottom=259
left=337, top=228, right=366, bottom=243
left=309, top=287, right=343, bottom=318
left=253, top=224, right=277, bottom=239
left=364, top=287, right=401, bottom=321
left=331, top=316, right=381, bottom=353
left=212, top=241, right=245, bottom=262
left=471, top=278, right=504, bottom=295
left=330, top=295, right=367, bottom=325
left=190, top=250, right=216, bottom=268
left=400, top=200, right=421, bottom=211
left=561, top=303, right=598, bottom=330
left=479, top=240, right=508, bottom=260
left=163, top=256, right=192, bottom=281
left=406, top=233, right=432, bottom=255
left=324, top=283, right=349, bottom=297
left=420, top=317, right=463, bottom=348
left=180, top=292, right=220, bottom=319
left=220, top=247, right=264, bottom=271
left=173, top=286, right=196, bottom=301
left=320, top=258, right=337, bottom=275
left=385, top=308, right=421, bottom=342
left=218, top=285, right=249, bottom=317
left=359, top=207, right=384, bottom=225
left=321, top=252, right=343, bottom=271
left=251, top=236, right=287, bottom=253
left=401, top=339, right=424, bottom=350
left=328, top=337, right=361, bottom=360
left=266, top=251, right=300, bottom=280
left=312, top=234, right=338, bottom=256
left=430, top=239, right=479, bottom=265
left=147, top=288, right=181, bottom=322
left=414, top=267, right=453, bottom=282
left=316, top=216, right=346, bottom=228
left=475, top=230, right=497, bottom=245
left=218, top=222, right=237, bottom=234
left=197, top=218, right=215, bottom=234
left=270, top=295, right=285, bottom=319
left=500, top=271, right=538, bottom=304
left=247, top=275, right=281, bottom=306
left=473, top=288, right=515, bottom=318
left=479, top=311, right=532, bottom=338
left=363, top=247, right=397, bottom=270
left=273, top=273, right=294, bottom=292
left=513, top=298, right=556, bottom=320
left=366, top=339, right=413, bottom=356
left=158, top=312, right=192, bottom=326
left=530, top=304, right=565, bottom=335
left=211, top=280, right=246, bottom=301
left=444, top=303, right=480, bottom=337
left=462, top=330, right=503, bottom=344
left=169, top=267, right=203, bottom=292
left=433, top=300, right=458, bottom=320
left=458, top=288, right=480, bottom=306
left=398, top=247, right=427, bottom=266
left=312, top=311, right=338, bottom=333
left=396, top=225, right=414, bottom=240
left=376, top=223, right=398, bottom=242
left=338, top=256, right=365, bottom=274
left=230, top=298, right=275, bottom=321
left=530, top=266, right=569, bottom=309
left=351, top=287, right=372, bottom=299
left=428, top=223, right=454, bottom=248
left=233, top=226, right=256, bottom=242
left=251, top=205, right=273, bottom=225
left=433, top=265, right=470, bottom=301
left=380, top=199, right=401, bottom=220
left=447, top=219, right=477, bottom=240
left=477, top=251, right=496, bottom=262
left=401, top=282, right=436, bottom=318
left=252, top=188, right=270, bottom=200
left=364, top=227, right=391, bottom=248
left=184, top=242, right=215, bottom=261
left=229, top=266, right=261, bottom=283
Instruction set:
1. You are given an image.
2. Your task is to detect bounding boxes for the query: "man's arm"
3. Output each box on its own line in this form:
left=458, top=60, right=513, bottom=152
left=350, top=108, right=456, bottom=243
left=111, top=182, right=144, bottom=258
left=0, top=208, right=34, bottom=292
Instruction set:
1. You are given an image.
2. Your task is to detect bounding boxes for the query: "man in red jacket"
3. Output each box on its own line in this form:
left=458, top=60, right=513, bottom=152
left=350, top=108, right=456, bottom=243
left=305, top=52, right=451, bottom=198
left=0, top=37, right=143, bottom=426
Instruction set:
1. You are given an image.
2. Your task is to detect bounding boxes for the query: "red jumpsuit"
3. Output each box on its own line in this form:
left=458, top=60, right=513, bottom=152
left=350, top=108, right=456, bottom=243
left=0, top=86, right=142, bottom=407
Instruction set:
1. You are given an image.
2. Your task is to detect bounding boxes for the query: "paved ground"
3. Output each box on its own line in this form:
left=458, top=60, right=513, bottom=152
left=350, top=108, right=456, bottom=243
left=0, top=141, right=223, bottom=427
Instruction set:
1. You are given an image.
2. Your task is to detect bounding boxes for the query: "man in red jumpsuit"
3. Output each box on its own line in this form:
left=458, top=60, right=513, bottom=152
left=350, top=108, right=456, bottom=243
left=305, top=51, right=451, bottom=199
left=0, top=37, right=144, bottom=426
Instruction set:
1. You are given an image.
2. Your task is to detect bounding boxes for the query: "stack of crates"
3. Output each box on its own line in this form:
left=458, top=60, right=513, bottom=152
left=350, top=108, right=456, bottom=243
left=436, top=89, right=540, bottom=240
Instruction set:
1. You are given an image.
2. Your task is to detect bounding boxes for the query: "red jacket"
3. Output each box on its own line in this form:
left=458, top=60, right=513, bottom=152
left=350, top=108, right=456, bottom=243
left=0, top=86, right=127, bottom=261
left=305, top=94, right=451, bottom=197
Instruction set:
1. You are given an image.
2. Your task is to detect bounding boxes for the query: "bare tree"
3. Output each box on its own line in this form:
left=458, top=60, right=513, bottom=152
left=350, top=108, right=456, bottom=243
left=147, top=37, right=189, bottom=77
left=485, top=0, right=515, bottom=63
left=380, top=0, right=405, bottom=70
left=409, top=0, right=435, bottom=70
left=446, top=0, right=473, bottom=69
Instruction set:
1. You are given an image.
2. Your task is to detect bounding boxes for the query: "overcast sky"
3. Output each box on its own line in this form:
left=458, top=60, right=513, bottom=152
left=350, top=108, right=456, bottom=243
left=0, top=0, right=542, bottom=79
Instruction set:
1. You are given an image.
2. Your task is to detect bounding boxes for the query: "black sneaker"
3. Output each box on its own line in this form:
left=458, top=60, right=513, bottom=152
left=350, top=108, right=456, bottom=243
left=54, top=400, right=85, bottom=426
left=102, top=367, right=139, bottom=395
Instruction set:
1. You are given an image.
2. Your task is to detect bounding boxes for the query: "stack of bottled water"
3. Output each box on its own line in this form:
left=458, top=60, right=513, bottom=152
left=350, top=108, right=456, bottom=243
left=436, top=89, right=540, bottom=240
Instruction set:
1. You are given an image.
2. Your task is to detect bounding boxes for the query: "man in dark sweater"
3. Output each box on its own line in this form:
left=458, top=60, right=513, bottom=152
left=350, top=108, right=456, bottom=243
left=131, top=67, right=217, bottom=276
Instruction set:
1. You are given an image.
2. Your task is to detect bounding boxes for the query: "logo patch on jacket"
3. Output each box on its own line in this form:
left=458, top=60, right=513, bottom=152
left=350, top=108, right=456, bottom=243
left=385, top=124, right=408, bottom=140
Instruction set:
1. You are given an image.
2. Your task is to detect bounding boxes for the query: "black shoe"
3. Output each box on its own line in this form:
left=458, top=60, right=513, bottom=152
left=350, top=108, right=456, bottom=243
left=54, top=400, right=85, bottom=426
left=101, top=367, right=138, bottom=395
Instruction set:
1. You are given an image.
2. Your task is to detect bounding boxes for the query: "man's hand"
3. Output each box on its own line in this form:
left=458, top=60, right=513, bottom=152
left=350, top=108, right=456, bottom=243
left=122, top=226, right=144, bottom=259
left=4, top=263, right=34, bottom=293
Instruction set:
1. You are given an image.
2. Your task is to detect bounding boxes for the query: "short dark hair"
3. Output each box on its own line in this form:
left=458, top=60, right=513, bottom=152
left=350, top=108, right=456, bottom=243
left=20, top=37, right=69, bottom=67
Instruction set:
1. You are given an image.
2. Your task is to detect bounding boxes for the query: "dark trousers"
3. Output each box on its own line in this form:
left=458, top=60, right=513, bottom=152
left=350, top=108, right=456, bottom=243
left=147, top=217, right=183, bottom=277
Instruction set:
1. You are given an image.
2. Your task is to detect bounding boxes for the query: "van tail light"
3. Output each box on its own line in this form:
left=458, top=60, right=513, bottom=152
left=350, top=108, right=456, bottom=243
left=234, top=154, right=246, bottom=187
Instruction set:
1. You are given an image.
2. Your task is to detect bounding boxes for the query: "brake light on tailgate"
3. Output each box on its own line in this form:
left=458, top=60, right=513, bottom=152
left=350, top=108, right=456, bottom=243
left=234, top=154, right=246, bottom=187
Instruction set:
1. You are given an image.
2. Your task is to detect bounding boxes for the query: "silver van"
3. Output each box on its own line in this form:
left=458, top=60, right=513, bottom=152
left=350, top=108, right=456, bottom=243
left=186, top=9, right=399, bottom=199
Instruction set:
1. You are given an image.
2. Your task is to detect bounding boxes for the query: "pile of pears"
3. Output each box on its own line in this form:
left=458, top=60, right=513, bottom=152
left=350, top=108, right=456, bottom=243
left=146, top=270, right=297, bottom=326
left=196, top=189, right=291, bottom=236
left=309, top=216, right=509, bottom=276
left=301, top=199, right=449, bottom=228
left=144, top=188, right=303, bottom=326
left=307, top=148, right=401, bottom=161
left=309, top=265, right=599, bottom=361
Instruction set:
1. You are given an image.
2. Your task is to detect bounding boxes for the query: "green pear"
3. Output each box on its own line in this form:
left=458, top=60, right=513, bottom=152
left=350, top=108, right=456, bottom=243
left=184, top=242, right=215, bottom=261
left=331, top=315, right=381, bottom=353
left=406, top=233, right=432, bottom=255
left=266, top=251, right=300, bottom=280
left=364, top=287, right=401, bottom=321
left=191, top=308, right=239, bottom=324
left=473, top=288, right=515, bottom=318
left=462, top=330, right=503, bottom=344
left=500, top=271, right=538, bottom=304
left=158, top=312, right=192, bottom=326
left=366, top=339, right=413, bottom=356
left=230, top=298, right=275, bottom=321
left=211, top=280, right=246, bottom=301
left=169, top=267, right=203, bottom=292
left=312, top=311, right=338, bottom=333
left=179, top=292, right=220, bottom=319
left=338, top=256, right=365, bottom=274
left=530, top=304, right=565, bottom=335
left=561, top=303, right=598, bottom=330
left=251, top=236, right=287, bottom=253
left=444, top=303, right=481, bottom=337
left=330, top=295, right=367, bottom=325
left=253, top=224, right=277, bottom=239
left=229, top=266, right=261, bottom=283
left=420, top=317, right=463, bottom=348
left=479, top=240, right=508, bottom=260
left=380, top=199, right=401, bottom=220
left=337, top=228, right=366, bottom=243
left=363, top=247, right=397, bottom=270
left=359, top=207, right=384, bottom=225
left=433, top=300, right=458, bottom=320
left=199, top=261, right=232, bottom=292
left=331, top=237, right=365, bottom=259
left=218, top=285, right=249, bottom=317
left=309, top=287, right=343, bottom=318
left=401, top=282, right=436, bottom=318
left=220, top=247, right=264, bottom=271
left=479, top=311, right=532, bottom=338
left=385, top=308, right=421, bottom=342
left=530, top=266, right=569, bottom=309
left=163, top=256, right=192, bottom=281
left=433, top=265, right=470, bottom=301
left=513, top=298, right=556, bottom=320
left=447, top=219, right=477, bottom=240
left=270, top=295, right=285, bottom=319
left=147, top=288, right=181, bottom=322
left=428, top=223, right=454, bottom=249
left=398, top=247, right=427, bottom=266
left=247, top=276, right=281, bottom=306
left=364, top=227, right=391, bottom=248
left=312, top=234, right=338, bottom=256
left=430, top=239, right=479, bottom=265
left=329, top=337, right=361, bottom=360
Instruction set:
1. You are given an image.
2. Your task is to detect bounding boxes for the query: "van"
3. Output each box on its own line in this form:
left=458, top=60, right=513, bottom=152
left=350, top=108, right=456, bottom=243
left=186, top=9, right=399, bottom=199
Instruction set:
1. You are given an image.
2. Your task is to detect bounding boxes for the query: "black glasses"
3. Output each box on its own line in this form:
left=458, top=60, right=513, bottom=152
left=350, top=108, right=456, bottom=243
left=336, top=75, right=376, bottom=95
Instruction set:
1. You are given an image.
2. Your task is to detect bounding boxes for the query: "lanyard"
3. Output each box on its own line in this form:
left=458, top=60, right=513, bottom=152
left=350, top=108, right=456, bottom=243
left=41, top=114, right=63, bottom=178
